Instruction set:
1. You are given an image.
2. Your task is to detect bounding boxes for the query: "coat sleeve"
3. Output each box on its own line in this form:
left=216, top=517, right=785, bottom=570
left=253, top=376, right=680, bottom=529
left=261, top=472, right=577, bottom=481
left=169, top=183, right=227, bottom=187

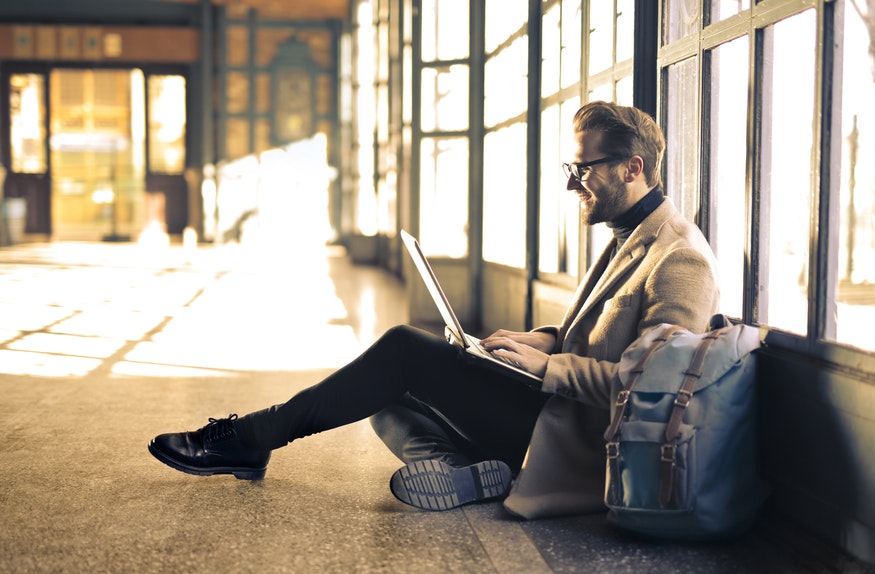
left=539, top=247, right=719, bottom=409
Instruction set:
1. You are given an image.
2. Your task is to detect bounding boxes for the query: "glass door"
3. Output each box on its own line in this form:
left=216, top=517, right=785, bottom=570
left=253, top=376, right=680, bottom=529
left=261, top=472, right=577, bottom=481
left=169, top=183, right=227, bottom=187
left=49, top=68, right=146, bottom=241
left=2, top=68, right=51, bottom=238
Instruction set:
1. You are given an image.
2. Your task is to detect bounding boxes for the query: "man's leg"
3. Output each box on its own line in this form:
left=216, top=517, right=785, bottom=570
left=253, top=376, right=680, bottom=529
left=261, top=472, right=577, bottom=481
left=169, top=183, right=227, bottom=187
left=366, top=344, right=548, bottom=511
left=149, top=325, right=546, bottom=496
left=369, top=394, right=479, bottom=469
left=232, top=325, right=545, bottom=461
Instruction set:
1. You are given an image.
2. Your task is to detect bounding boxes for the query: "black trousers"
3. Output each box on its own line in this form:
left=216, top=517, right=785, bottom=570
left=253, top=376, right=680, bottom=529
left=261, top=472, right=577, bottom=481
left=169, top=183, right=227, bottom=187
left=235, top=325, right=548, bottom=472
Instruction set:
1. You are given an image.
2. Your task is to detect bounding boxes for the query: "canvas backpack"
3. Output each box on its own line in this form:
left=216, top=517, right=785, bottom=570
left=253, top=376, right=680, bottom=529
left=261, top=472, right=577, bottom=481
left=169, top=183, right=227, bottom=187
left=603, top=314, right=765, bottom=540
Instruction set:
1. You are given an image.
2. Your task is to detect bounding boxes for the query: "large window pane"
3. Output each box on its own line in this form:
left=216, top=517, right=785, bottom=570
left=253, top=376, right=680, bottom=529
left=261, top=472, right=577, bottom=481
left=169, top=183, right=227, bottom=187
left=760, top=11, right=816, bottom=334
left=419, top=137, right=468, bottom=256
left=709, top=37, right=749, bottom=320
left=616, top=0, right=635, bottom=63
left=616, top=76, right=633, bottom=105
left=560, top=97, right=582, bottom=276
left=484, top=37, right=528, bottom=127
left=834, top=4, right=875, bottom=351
left=421, top=65, right=469, bottom=131
left=542, top=4, right=561, bottom=98
left=665, top=57, right=700, bottom=223
left=589, top=0, right=614, bottom=74
left=147, top=75, right=186, bottom=174
left=483, top=124, right=526, bottom=267
left=588, top=83, right=613, bottom=103
left=560, top=0, right=582, bottom=90
left=421, top=0, right=469, bottom=61
left=663, top=0, right=701, bottom=45
left=485, top=0, right=527, bottom=53
left=539, top=104, right=561, bottom=274
left=9, top=74, right=46, bottom=174
left=710, top=0, right=750, bottom=24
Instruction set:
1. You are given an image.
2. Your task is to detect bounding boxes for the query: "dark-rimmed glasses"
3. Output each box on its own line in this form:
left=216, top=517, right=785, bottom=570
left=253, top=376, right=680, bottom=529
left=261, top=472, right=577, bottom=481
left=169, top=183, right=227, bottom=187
left=562, top=156, right=623, bottom=183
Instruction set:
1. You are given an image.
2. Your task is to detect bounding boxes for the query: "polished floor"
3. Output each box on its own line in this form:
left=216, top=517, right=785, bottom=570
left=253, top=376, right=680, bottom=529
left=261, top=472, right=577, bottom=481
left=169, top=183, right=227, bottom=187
left=0, top=238, right=869, bottom=574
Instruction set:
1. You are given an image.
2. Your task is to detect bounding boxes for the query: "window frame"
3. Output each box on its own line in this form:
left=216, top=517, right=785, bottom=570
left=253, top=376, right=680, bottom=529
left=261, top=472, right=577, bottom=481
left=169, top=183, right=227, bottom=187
left=658, top=0, right=875, bottom=372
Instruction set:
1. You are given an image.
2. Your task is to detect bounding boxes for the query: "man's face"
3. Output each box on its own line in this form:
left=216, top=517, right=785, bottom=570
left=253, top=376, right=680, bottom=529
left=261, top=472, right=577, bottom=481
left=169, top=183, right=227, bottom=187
left=566, top=130, right=629, bottom=225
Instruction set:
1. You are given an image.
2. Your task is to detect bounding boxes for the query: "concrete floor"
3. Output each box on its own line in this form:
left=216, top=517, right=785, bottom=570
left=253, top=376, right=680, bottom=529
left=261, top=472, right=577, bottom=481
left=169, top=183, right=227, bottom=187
left=0, top=239, right=870, bottom=574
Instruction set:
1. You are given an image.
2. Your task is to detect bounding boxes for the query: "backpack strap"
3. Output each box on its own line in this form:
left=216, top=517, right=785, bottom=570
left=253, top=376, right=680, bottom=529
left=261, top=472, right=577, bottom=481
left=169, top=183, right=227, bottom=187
left=605, top=325, right=684, bottom=504
left=658, top=326, right=732, bottom=507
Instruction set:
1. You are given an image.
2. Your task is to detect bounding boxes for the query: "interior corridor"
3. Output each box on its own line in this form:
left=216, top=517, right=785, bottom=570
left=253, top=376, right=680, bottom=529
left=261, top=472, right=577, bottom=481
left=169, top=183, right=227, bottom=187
left=0, top=240, right=865, bottom=573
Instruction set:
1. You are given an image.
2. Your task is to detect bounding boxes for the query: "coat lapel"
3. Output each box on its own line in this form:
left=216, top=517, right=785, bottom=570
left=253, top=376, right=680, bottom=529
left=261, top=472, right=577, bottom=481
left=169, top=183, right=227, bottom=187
left=564, top=199, right=674, bottom=336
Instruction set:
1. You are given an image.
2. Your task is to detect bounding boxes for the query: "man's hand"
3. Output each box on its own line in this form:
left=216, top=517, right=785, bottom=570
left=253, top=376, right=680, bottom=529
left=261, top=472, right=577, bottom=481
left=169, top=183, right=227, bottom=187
left=479, top=330, right=556, bottom=378
left=482, top=329, right=556, bottom=353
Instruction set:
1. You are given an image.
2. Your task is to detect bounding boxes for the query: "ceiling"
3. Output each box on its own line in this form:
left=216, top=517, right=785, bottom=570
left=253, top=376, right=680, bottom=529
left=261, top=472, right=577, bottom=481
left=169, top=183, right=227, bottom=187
left=159, top=0, right=351, bottom=21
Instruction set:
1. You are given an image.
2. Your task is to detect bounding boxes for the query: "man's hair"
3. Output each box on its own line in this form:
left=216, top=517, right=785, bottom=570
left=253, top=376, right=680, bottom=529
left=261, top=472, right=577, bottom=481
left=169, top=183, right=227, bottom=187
left=572, top=101, right=666, bottom=189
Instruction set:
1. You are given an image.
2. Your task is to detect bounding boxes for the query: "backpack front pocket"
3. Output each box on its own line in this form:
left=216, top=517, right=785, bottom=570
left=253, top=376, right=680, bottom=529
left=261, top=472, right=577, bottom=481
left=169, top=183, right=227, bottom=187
left=605, top=420, right=697, bottom=511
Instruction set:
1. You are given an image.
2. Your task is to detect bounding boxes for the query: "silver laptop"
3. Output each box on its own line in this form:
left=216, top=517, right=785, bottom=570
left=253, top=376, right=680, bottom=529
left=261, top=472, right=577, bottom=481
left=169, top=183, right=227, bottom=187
left=400, top=229, right=542, bottom=385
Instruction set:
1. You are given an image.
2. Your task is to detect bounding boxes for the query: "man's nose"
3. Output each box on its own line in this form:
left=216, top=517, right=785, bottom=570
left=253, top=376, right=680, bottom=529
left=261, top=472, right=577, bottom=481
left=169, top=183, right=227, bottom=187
left=566, top=175, right=582, bottom=191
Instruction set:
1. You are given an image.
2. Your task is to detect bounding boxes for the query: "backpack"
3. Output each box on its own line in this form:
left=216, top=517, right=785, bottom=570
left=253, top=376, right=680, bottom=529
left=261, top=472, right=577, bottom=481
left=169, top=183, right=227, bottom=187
left=604, top=314, right=765, bottom=540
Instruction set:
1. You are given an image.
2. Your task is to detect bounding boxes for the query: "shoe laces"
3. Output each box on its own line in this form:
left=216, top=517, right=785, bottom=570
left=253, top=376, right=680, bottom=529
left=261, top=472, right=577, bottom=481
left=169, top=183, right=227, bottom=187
left=202, top=414, right=238, bottom=442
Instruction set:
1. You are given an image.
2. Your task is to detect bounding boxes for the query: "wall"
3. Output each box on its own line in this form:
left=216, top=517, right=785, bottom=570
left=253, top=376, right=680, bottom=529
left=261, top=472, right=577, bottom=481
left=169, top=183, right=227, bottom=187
left=0, top=24, right=199, bottom=63
left=759, top=349, right=875, bottom=564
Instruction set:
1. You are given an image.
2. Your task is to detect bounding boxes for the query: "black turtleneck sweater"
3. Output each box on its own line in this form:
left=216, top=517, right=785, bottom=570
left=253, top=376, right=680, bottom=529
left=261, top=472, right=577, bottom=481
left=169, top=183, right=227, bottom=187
left=606, top=187, right=665, bottom=255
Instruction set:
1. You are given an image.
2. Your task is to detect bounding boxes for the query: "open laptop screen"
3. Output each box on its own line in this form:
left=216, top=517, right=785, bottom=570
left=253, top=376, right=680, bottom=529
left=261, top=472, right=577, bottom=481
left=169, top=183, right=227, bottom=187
left=400, top=230, right=468, bottom=347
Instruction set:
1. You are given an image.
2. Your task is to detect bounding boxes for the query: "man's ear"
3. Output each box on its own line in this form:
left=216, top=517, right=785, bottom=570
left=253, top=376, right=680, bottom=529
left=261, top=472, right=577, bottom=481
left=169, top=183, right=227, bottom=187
left=624, top=156, right=644, bottom=183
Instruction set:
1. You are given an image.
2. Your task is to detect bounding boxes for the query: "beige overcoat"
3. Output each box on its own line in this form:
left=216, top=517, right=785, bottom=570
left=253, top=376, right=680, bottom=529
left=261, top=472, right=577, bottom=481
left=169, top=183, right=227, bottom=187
left=503, top=197, right=720, bottom=519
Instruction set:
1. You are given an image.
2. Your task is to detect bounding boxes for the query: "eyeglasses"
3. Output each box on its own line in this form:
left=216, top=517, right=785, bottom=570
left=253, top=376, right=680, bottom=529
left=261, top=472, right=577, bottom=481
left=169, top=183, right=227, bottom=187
left=562, top=156, right=623, bottom=182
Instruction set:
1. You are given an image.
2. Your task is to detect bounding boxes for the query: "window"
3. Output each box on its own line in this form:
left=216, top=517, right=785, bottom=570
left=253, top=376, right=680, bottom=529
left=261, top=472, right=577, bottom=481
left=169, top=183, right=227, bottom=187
left=760, top=11, right=816, bottom=335
left=418, top=0, right=470, bottom=254
left=660, top=1, right=873, bottom=353
left=585, top=0, right=637, bottom=264
left=664, top=57, right=700, bottom=224
left=9, top=73, right=47, bottom=174
left=419, top=137, right=469, bottom=257
left=540, top=0, right=582, bottom=277
left=710, top=0, right=750, bottom=24
left=483, top=123, right=527, bottom=267
left=420, top=65, right=469, bottom=132
left=834, top=1, right=875, bottom=351
left=482, top=0, right=528, bottom=267
left=147, top=75, right=186, bottom=175
left=708, top=37, right=749, bottom=320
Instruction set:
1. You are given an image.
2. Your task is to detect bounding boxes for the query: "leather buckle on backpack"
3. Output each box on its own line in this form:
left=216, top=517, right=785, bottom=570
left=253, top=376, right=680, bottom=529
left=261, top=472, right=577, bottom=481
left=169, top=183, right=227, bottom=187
left=615, top=390, right=630, bottom=407
left=660, top=443, right=676, bottom=463
left=673, top=389, right=692, bottom=408
left=606, top=442, right=619, bottom=459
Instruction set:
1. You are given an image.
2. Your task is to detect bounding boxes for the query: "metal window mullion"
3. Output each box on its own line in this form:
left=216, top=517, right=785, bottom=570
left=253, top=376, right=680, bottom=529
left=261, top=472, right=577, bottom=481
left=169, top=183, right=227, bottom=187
left=633, top=0, right=658, bottom=116
left=409, top=0, right=422, bottom=239
left=525, top=0, right=542, bottom=330
left=700, top=48, right=712, bottom=242
left=810, top=0, right=842, bottom=344
left=748, top=26, right=766, bottom=326
left=469, top=0, right=486, bottom=330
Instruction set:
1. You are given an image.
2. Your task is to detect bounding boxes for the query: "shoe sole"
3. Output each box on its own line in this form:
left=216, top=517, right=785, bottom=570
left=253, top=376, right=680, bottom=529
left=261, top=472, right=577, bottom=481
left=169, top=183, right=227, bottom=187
left=390, top=459, right=512, bottom=511
left=148, top=441, right=267, bottom=480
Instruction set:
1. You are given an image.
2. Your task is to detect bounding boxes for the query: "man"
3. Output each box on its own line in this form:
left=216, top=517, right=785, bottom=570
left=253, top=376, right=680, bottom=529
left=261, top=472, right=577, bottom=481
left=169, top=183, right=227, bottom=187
left=149, top=101, right=719, bottom=518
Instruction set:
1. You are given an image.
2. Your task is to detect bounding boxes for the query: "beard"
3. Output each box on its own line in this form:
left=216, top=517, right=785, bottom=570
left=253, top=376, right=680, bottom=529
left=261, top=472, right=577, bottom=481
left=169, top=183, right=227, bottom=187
left=580, top=169, right=629, bottom=225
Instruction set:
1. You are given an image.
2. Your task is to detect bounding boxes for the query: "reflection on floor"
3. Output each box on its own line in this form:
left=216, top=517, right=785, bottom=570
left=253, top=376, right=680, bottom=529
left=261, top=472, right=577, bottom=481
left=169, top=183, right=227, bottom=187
left=0, top=241, right=866, bottom=573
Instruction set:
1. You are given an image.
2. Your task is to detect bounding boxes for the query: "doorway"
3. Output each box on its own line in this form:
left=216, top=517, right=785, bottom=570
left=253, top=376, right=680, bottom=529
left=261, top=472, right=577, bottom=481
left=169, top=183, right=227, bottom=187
left=3, top=66, right=188, bottom=241
left=50, top=68, right=145, bottom=240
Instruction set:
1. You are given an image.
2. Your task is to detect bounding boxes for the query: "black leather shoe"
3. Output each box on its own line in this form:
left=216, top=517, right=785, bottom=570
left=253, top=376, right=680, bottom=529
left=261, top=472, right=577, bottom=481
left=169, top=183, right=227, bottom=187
left=390, top=459, right=512, bottom=511
left=148, top=414, right=270, bottom=480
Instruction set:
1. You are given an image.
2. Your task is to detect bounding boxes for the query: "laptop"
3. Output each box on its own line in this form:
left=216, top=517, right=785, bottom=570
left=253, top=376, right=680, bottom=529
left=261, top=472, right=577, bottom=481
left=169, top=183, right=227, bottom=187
left=400, top=229, right=543, bottom=385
